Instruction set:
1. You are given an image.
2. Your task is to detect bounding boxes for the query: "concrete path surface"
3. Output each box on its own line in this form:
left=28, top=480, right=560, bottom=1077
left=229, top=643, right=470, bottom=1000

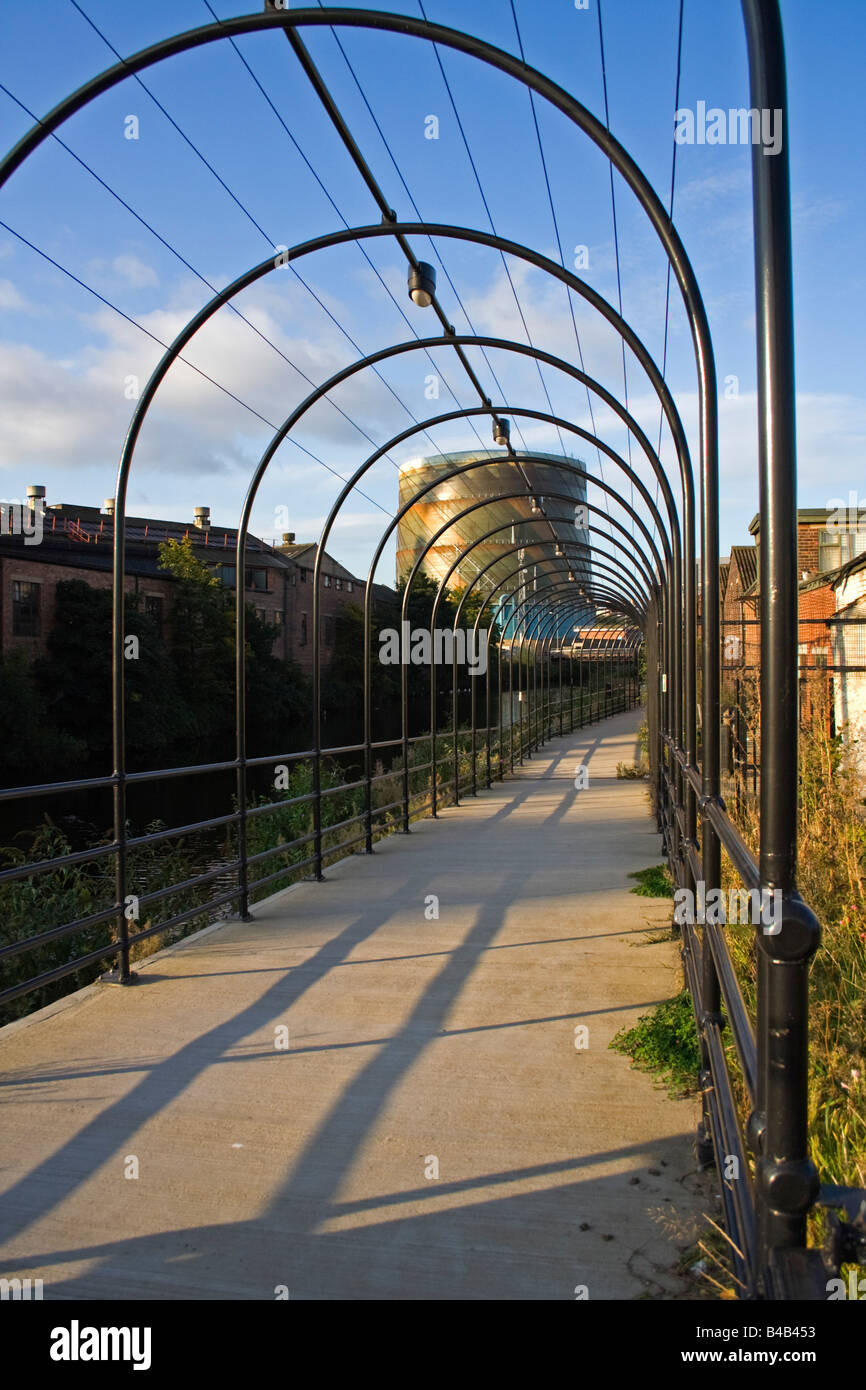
left=0, top=708, right=708, bottom=1300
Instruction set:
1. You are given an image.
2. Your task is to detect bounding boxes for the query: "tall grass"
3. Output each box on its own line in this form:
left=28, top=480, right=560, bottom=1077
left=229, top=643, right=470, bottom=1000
left=722, top=678, right=866, bottom=1194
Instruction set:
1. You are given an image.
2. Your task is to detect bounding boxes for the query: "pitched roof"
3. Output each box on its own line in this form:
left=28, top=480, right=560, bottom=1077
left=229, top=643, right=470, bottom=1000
left=730, top=545, right=758, bottom=591
left=276, top=542, right=360, bottom=582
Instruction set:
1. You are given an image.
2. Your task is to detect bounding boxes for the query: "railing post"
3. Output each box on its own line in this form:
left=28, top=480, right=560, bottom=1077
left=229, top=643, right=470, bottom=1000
left=741, top=0, right=821, bottom=1287
left=559, top=629, right=564, bottom=736
left=452, top=632, right=460, bottom=804
left=485, top=626, right=493, bottom=788
left=363, top=579, right=375, bottom=849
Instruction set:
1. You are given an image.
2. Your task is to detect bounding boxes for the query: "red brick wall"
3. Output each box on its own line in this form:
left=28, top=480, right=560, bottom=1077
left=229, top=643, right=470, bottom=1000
left=0, top=555, right=176, bottom=657
left=285, top=569, right=365, bottom=676
left=797, top=523, right=822, bottom=576
left=0, top=548, right=367, bottom=674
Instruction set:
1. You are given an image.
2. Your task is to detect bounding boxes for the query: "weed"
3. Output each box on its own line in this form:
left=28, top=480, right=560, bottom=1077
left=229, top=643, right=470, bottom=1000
left=628, top=864, right=674, bottom=898
left=610, top=989, right=701, bottom=1098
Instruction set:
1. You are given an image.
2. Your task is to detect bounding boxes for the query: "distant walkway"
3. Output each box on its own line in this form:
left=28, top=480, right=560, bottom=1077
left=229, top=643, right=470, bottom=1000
left=0, top=708, right=707, bottom=1300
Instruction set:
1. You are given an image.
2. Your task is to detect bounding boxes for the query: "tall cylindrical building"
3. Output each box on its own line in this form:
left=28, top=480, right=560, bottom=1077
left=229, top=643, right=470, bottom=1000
left=396, top=450, right=594, bottom=638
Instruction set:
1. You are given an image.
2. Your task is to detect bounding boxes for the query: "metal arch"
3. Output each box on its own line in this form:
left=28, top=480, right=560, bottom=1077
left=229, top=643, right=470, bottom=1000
left=532, top=604, right=639, bottom=739
left=358, top=452, right=667, bottom=835
left=277, top=340, right=683, bottom=874
left=240, top=331, right=683, bottom=686
left=492, top=602, right=644, bottom=779
left=464, top=581, right=639, bottom=806
left=399, top=494, right=658, bottom=614
left=85, top=200, right=685, bottom=925
left=433, top=561, right=640, bottom=814
left=432, top=501, right=659, bottom=619
left=0, top=6, right=714, bottom=604
left=313, top=403, right=672, bottom=802
left=493, top=589, right=641, bottom=768
left=508, top=595, right=641, bottom=761
left=0, top=8, right=715, bottom=570
left=361, top=462, right=660, bottom=849
left=316, top=401, right=672, bottom=578
left=398, top=503, right=653, bottom=827
left=42, top=184, right=689, bottom=937
left=437, top=541, right=649, bottom=628
left=460, top=567, right=642, bottom=799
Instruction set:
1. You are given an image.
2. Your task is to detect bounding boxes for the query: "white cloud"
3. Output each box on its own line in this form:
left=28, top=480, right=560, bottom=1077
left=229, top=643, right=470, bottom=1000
left=111, top=254, right=159, bottom=289
left=0, top=279, right=29, bottom=312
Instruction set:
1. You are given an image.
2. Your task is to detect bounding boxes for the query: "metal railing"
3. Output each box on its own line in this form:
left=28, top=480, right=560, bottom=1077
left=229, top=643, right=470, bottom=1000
left=0, top=647, right=640, bottom=1018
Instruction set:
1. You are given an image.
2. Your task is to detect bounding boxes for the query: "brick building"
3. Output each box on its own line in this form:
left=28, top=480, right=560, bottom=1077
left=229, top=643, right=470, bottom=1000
left=720, top=509, right=866, bottom=774
left=0, top=490, right=371, bottom=675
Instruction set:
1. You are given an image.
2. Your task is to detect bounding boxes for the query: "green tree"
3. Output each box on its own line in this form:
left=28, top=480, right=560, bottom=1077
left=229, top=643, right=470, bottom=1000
left=158, top=537, right=309, bottom=756
left=35, top=578, right=180, bottom=768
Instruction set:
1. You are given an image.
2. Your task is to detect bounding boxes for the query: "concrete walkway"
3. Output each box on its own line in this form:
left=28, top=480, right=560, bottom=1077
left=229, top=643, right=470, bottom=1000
left=0, top=708, right=707, bottom=1300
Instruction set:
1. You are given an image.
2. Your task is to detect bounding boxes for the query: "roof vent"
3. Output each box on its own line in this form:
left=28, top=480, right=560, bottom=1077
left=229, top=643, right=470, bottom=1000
left=103, top=498, right=115, bottom=515
left=26, top=484, right=46, bottom=508
left=193, top=506, right=210, bottom=530
left=282, top=532, right=296, bottom=544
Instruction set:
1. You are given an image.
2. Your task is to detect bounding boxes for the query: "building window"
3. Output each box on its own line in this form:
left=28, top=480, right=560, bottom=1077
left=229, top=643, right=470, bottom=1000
left=300, top=613, right=308, bottom=645
left=12, top=580, right=40, bottom=636
left=245, top=567, right=268, bottom=591
left=323, top=573, right=331, bottom=588
left=335, top=577, right=342, bottom=591
left=819, top=527, right=866, bottom=573
left=346, top=581, right=353, bottom=593
left=214, top=564, right=236, bottom=587
left=255, top=606, right=268, bottom=624
left=290, top=571, right=297, bottom=586
left=273, top=609, right=284, bottom=628
left=145, top=594, right=163, bottom=635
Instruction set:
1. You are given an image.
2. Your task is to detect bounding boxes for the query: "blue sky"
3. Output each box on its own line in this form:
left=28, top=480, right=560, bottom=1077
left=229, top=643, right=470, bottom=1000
left=1, top=0, right=864, bottom=587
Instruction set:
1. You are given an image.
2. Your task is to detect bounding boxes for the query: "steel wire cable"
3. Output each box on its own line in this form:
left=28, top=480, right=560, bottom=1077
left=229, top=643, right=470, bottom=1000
left=200, top=0, right=489, bottom=460
left=508, top=0, right=614, bottom=587
left=596, top=0, right=636, bottom=542
left=415, top=0, right=588, bottom=600
left=0, top=215, right=391, bottom=519
left=655, top=0, right=686, bottom=513
left=58, top=0, right=480, bottom=563
left=310, top=0, right=530, bottom=456
left=65, top=0, right=463, bottom=475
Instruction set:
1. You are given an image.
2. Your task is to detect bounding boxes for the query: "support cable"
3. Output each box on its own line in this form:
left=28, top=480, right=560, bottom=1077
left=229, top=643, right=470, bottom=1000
left=66, top=0, right=461, bottom=470
left=0, top=216, right=392, bottom=520
left=416, top=0, right=569, bottom=465
left=597, top=0, right=636, bottom=535
left=309, top=0, right=526, bottom=457
left=655, top=0, right=686, bottom=512
left=508, top=0, right=616, bottom=549
left=200, top=0, right=489, bottom=457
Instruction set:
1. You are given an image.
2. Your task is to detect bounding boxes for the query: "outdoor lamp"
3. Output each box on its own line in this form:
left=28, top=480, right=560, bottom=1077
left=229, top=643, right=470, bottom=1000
left=408, top=262, right=436, bottom=307
left=493, top=416, right=510, bottom=447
